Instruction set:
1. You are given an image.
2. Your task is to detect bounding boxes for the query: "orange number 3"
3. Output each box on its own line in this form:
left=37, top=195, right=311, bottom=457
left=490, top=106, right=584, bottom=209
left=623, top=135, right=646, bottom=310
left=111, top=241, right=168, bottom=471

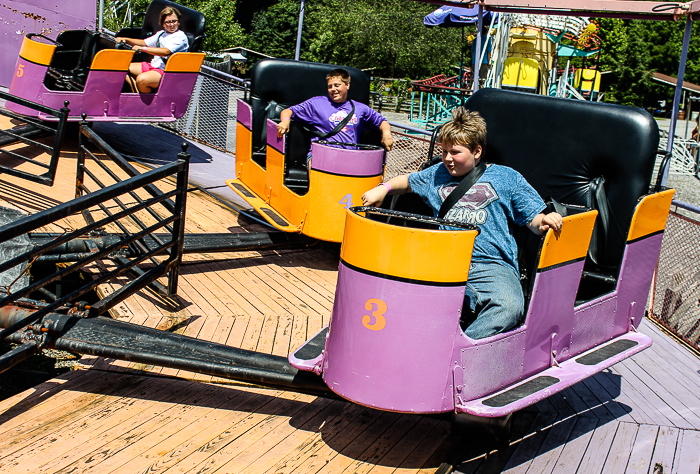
left=362, top=298, right=387, bottom=331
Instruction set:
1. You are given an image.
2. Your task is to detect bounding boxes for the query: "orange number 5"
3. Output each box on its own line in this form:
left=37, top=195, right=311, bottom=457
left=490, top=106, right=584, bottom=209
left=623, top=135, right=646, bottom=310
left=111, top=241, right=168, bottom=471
left=16, top=64, right=24, bottom=78
left=362, top=298, right=387, bottom=331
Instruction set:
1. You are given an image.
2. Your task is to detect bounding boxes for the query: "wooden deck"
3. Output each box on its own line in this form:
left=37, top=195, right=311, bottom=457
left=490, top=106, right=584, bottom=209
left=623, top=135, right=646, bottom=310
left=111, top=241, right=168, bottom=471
left=1, top=119, right=700, bottom=473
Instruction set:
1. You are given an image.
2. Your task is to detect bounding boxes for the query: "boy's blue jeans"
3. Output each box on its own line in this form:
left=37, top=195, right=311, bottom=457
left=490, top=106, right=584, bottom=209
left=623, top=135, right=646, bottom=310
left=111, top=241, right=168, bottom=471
left=463, top=261, right=524, bottom=340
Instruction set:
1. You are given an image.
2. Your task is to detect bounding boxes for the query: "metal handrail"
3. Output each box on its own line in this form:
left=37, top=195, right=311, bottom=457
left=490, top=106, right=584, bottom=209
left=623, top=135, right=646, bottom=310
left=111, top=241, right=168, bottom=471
left=0, top=91, right=69, bottom=185
left=0, top=126, right=191, bottom=347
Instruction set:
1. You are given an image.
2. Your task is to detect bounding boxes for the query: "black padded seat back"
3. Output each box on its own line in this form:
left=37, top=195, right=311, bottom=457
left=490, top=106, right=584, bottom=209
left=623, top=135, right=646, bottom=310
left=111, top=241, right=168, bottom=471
left=463, top=89, right=659, bottom=274
left=249, top=59, right=370, bottom=152
left=50, top=31, right=96, bottom=70
left=133, top=0, right=205, bottom=52
left=46, top=30, right=100, bottom=91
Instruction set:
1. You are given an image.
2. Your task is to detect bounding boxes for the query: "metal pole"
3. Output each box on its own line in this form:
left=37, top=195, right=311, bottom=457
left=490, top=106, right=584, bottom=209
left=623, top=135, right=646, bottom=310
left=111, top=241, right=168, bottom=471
left=98, top=0, right=104, bottom=31
left=663, top=17, right=693, bottom=186
left=473, top=5, right=484, bottom=93
left=294, top=0, right=306, bottom=61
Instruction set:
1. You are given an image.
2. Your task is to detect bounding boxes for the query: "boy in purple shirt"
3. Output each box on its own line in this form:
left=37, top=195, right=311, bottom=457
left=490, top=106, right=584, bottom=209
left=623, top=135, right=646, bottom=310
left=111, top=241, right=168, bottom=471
left=276, top=69, right=394, bottom=153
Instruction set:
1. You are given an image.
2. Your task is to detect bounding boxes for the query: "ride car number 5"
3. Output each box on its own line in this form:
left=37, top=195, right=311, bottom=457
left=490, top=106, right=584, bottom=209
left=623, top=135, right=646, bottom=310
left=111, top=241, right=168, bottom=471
left=363, top=298, right=387, bottom=331
left=16, top=64, right=24, bottom=78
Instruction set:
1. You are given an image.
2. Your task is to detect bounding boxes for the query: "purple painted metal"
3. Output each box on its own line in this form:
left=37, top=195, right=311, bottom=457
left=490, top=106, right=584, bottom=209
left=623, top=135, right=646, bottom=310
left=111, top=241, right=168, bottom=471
left=237, top=99, right=252, bottom=130
left=118, top=72, right=198, bottom=119
left=309, top=142, right=385, bottom=177
left=457, top=331, right=653, bottom=417
left=458, top=330, right=527, bottom=401
left=291, top=211, right=664, bottom=415
left=663, top=18, right=693, bottom=186
left=6, top=57, right=49, bottom=116
left=0, top=0, right=95, bottom=88
left=267, top=119, right=284, bottom=153
left=571, top=298, right=618, bottom=356
left=522, top=261, right=584, bottom=369
left=9, top=56, right=197, bottom=121
left=321, top=262, right=465, bottom=413
left=473, top=4, right=483, bottom=93
left=616, top=234, right=665, bottom=330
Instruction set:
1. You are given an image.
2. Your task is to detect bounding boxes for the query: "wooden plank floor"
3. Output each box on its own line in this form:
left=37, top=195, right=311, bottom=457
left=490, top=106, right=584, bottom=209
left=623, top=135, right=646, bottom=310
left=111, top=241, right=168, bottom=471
left=1, top=119, right=700, bottom=473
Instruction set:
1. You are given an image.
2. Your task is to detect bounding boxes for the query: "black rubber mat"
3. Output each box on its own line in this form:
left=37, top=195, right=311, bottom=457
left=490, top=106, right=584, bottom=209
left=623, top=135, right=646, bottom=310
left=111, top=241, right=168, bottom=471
left=576, top=339, right=638, bottom=366
left=294, top=327, right=328, bottom=361
left=482, top=375, right=560, bottom=407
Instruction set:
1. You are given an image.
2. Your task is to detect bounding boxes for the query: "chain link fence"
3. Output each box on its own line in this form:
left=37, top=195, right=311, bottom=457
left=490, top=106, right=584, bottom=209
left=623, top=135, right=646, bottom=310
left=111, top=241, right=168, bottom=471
left=384, top=129, right=440, bottom=180
left=160, top=69, right=246, bottom=153
left=649, top=209, right=700, bottom=352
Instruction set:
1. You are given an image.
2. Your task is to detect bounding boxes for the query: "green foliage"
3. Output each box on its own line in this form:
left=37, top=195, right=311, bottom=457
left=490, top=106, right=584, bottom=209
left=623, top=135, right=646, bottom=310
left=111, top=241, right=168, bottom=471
left=308, top=0, right=463, bottom=78
left=246, top=0, right=317, bottom=60
left=595, top=19, right=700, bottom=109
left=245, top=0, right=463, bottom=79
left=595, top=18, right=627, bottom=73
left=606, top=21, right=653, bottom=106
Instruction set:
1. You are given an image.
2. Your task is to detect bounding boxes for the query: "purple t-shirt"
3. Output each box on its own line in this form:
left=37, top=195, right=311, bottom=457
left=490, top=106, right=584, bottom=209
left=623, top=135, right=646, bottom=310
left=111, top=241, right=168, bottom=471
left=289, top=96, right=385, bottom=143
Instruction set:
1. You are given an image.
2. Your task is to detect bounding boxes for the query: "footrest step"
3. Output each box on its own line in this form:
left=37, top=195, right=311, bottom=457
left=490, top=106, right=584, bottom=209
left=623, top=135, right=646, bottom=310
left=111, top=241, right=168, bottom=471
left=457, top=331, right=652, bottom=417
left=225, top=178, right=299, bottom=233
left=288, top=326, right=328, bottom=374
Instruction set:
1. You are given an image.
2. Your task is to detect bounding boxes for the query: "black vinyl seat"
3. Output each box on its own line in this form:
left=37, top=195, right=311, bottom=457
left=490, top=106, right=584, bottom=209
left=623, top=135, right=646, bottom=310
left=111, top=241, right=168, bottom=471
left=45, top=30, right=101, bottom=91
left=115, top=0, right=206, bottom=54
left=466, top=89, right=658, bottom=295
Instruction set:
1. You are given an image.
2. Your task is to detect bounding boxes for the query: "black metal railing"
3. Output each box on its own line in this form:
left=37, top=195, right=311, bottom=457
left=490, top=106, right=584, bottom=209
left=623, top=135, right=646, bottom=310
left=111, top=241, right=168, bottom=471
left=75, top=120, right=189, bottom=296
left=0, top=91, right=69, bottom=186
left=0, top=124, right=190, bottom=354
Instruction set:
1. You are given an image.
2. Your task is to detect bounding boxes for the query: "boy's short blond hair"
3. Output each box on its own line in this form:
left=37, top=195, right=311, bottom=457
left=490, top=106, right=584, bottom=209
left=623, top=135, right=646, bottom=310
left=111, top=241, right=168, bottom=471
left=326, top=69, right=351, bottom=85
left=439, top=108, right=487, bottom=153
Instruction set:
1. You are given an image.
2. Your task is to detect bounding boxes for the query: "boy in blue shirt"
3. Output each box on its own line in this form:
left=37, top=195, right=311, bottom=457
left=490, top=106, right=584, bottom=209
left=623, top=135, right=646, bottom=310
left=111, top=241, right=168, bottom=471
left=362, top=108, right=563, bottom=339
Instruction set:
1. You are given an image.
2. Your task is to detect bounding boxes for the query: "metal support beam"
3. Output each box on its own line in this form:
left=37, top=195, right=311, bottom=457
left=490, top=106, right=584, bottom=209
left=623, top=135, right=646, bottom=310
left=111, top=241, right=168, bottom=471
left=29, top=232, right=312, bottom=263
left=0, top=341, right=40, bottom=374
left=0, top=305, right=334, bottom=398
left=663, top=17, right=693, bottom=186
left=295, top=0, right=307, bottom=61
left=473, top=4, right=484, bottom=93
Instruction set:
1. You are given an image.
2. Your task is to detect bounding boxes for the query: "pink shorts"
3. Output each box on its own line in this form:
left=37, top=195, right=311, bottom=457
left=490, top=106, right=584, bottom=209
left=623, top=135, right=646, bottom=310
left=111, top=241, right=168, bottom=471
left=141, top=62, right=165, bottom=75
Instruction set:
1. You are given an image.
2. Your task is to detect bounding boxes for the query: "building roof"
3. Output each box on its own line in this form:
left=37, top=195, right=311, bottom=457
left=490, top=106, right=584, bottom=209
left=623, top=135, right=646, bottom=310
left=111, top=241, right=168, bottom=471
left=652, top=71, right=700, bottom=94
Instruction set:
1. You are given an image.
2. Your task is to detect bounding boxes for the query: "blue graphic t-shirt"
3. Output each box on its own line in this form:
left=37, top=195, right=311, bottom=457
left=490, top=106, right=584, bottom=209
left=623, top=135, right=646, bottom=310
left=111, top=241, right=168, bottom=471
left=408, top=163, right=545, bottom=275
left=289, top=96, right=385, bottom=143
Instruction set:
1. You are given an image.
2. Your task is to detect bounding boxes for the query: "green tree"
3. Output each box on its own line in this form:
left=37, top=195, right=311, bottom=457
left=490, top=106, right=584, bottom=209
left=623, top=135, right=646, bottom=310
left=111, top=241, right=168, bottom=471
left=607, top=21, right=653, bottom=107
left=246, top=0, right=317, bottom=60
left=308, top=0, right=463, bottom=79
left=245, top=0, right=463, bottom=79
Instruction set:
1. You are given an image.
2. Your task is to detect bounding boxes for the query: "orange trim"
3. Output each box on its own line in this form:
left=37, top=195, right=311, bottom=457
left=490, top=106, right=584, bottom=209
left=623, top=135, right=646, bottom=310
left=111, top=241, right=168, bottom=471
left=305, top=170, right=381, bottom=242
left=341, top=209, right=476, bottom=283
left=538, top=210, right=598, bottom=269
left=90, top=50, right=133, bottom=70
left=627, top=189, right=675, bottom=241
left=164, top=52, right=205, bottom=73
left=19, top=36, right=55, bottom=66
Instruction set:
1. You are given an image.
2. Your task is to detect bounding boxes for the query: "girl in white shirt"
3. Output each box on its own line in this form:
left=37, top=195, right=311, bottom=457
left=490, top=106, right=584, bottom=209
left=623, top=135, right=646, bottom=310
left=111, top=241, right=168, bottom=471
left=116, top=6, right=189, bottom=93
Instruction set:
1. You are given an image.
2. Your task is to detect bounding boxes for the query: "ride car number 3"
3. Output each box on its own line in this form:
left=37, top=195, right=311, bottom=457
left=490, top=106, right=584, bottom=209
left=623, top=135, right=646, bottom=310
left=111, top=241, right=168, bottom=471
left=363, top=298, right=387, bottom=331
